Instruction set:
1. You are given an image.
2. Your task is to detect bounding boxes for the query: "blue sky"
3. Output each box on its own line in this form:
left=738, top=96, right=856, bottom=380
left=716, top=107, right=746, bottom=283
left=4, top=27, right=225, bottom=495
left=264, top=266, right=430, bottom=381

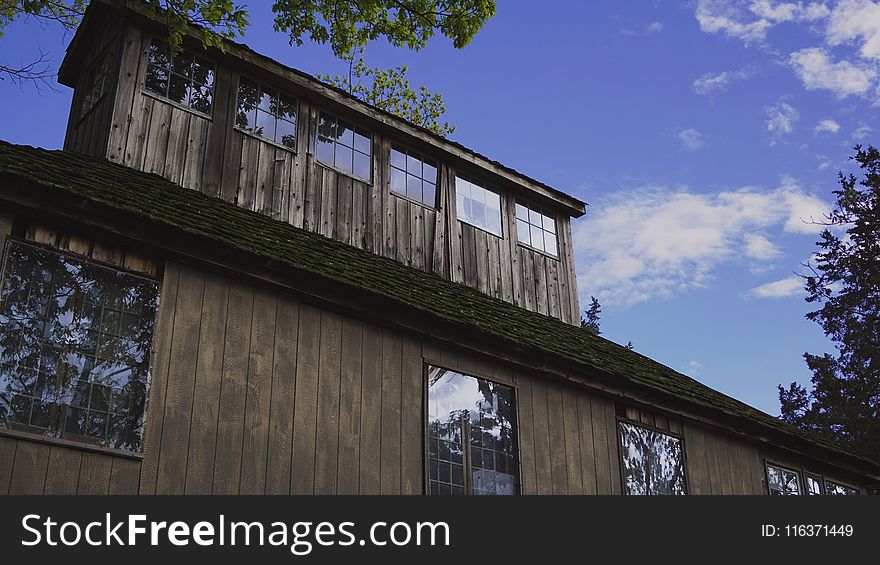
left=1, top=1, right=878, bottom=415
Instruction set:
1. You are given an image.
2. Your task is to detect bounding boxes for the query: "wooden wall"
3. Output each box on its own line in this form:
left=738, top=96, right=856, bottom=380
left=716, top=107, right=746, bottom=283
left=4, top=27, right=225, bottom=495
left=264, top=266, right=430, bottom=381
left=68, top=23, right=581, bottom=325
left=63, top=10, right=123, bottom=157
left=3, top=258, right=868, bottom=495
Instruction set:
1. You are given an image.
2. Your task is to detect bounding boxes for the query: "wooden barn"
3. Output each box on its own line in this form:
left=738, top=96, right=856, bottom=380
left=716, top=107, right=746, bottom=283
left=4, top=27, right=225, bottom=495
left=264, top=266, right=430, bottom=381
left=0, top=0, right=877, bottom=495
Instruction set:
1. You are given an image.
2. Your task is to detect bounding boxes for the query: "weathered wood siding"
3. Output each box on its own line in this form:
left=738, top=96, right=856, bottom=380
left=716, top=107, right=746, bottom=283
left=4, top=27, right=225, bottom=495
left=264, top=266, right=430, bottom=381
left=2, top=257, right=868, bottom=495
left=78, top=23, right=581, bottom=324
left=63, top=10, right=124, bottom=157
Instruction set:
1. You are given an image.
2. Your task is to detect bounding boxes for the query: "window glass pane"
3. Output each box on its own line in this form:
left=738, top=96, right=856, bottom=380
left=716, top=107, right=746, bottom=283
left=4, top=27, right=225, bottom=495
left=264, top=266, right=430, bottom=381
left=258, top=85, right=273, bottom=113
left=543, top=213, right=556, bottom=234
left=391, top=147, right=406, bottom=171
left=767, top=465, right=800, bottom=495
left=826, top=481, right=859, bottom=495
left=0, top=241, right=157, bottom=452
left=406, top=153, right=422, bottom=176
left=317, top=112, right=336, bottom=139
left=544, top=232, right=558, bottom=256
left=390, top=167, right=406, bottom=195
left=278, top=93, right=297, bottom=122
left=406, top=174, right=422, bottom=201
left=530, top=224, right=544, bottom=251
left=336, top=120, right=354, bottom=147
left=423, top=182, right=436, bottom=208
left=192, top=57, right=213, bottom=87
left=316, top=136, right=335, bottom=166
left=517, top=219, right=531, bottom=245
left=171, top=51, right=193, bottom=77
left=805, top=475, right=823, bottom=495
left=147, top=41, right=170, bottom=69
left=335, top=144, right=353, bottom=173
left=236, top=78, right=258, bottom=131
left=427, top=366, right=518, bottom=496
left=528, top=207, right=543, bottom=228
left=516, top=202, right=528, bottom=221
left=168, top=74, right=189, bottom=105
left=144, top=63, right=168, bottom=97
left=619, top=421, right=686, bottom=495
left=354, top=130, right=371, bottom=154
left=189, top=83, right=213, bottom=114
left=255, top=109, right=275, bottom=140
left=276, top=118, right=297, bottom=149
left=353, top=151, right=371, bottom=181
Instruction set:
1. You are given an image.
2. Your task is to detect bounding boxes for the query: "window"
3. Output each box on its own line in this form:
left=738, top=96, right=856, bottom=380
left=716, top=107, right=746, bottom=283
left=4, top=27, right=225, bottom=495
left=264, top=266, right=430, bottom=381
left=826, top=480, right=859, bottom=495
left=766, top=464, right=801, bottom=495
left=515, top=201, right=557, bottom=256
left=427, top=366, right=519, bottom=495
left=804, top=472, right=825, bottom=495
left=618, top=421, right=686, bottom=495
left=455, top=176, right=503, bottom=237
left=315, top=111, right=371, bottom=182
left=235, top=77, right=298, bottom=149
left=390, top=145, right=438, bottom=207
left=0, top=240, right=159, bottom=452
left=80, top=43, right=117, bottom=117
left=144, top=39, right=214, bottom=116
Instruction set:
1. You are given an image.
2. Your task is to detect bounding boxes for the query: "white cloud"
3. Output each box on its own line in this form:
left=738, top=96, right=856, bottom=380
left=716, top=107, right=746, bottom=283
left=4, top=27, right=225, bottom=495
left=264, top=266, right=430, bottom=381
left=687, top=360, right=704, bottom=376
left=573, top=178, right=830, bottom=307
left=694, top=0, right=831, bottom=43
left=646, top=21, right=664, bottom=34
left=678, top=128, right=707, bottom=150
left=693, top=67, right=754, bottom=95
left=827, top=0, right=880, bottom=59
left=789, top=48, right=875, bottom=97
left=852, top=123, right=876, bottom=139
left=748, top=275, right=804, bottom=298
left=745, top=233, right=783, bottom=259
left=813, top=118, right=841, bottom=134
left=765, top=101, right=799, bottom=143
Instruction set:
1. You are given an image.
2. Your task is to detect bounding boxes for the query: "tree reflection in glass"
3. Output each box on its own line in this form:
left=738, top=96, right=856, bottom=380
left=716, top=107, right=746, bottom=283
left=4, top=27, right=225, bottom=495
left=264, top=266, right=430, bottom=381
left=766, top=464, right=800, bottom=495
left=427, top=366, right=518, bottom=495
left=0, top=241, right=158, bottom=452
left=619, top=421, right=686, bottom=495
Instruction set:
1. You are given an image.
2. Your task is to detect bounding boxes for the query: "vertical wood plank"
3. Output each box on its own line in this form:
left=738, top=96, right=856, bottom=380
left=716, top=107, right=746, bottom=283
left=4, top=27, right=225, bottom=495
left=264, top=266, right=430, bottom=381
left=546, top=384, right=568, bottom=494
left=562, top=388, right=584, bottom=494
left=577, top=392, right=598, bottom=495
left=605, top=399, right=621, bottom=495
left=336, top=317, right=363, bottom=495
left=203, top=66, right=235, bottom=197
left=239, top=290, right=277, bottom=495
left=138, top=261, right=180, bottom=494
left=43, top=447, right=82, bottom=494
left=107, top=26, right=144, bottom=163
left=156, top=266, right=205, bottom=494
left=529, top=379, right=553, bottom=495
left=514, top=372, right=536, bottom=495
left=590, top=395, right=612, bottom=494
left=211, top=282, right=255, bottom=494
left=183, top=275, right=230, bottom=494
left=0, top=437, right=17, bottom=494
left=8, top=442, right=49, bottom=494
left=400, top=335, right=423, bottom=495
left=291, top=304, right=321, bottom=494
left=108, top=458, right=141, bottom=495
left=684, top=424, right=710, bottom=495
left=314, top=311, right=342, bottom=495
left=265, top=297, right=300, bottom=495
left=77, top=453, right=113, bottom=495
left=380, top=331, right=402, bottom=494
left=358, top=325, right=383, bottom=494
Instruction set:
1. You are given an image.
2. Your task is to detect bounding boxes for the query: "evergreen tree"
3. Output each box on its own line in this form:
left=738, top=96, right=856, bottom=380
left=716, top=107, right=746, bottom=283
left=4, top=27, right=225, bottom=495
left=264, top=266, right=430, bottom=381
left=779, top=145, right=880, bottom=462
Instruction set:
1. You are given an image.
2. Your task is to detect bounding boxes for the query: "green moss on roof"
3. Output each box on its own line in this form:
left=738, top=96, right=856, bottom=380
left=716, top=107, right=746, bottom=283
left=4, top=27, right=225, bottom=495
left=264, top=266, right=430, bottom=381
left=0, top=140, right=875, bottom=471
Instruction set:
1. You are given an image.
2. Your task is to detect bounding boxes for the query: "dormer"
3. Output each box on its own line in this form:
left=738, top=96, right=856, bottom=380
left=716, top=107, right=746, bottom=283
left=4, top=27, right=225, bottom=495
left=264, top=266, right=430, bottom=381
left=58, top=0, right=587, bottom=324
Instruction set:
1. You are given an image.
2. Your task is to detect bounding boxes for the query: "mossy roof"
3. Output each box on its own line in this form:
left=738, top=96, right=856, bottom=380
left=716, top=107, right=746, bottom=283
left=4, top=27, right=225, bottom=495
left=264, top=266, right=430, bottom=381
left=0, top=140, right=876, bottom=474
